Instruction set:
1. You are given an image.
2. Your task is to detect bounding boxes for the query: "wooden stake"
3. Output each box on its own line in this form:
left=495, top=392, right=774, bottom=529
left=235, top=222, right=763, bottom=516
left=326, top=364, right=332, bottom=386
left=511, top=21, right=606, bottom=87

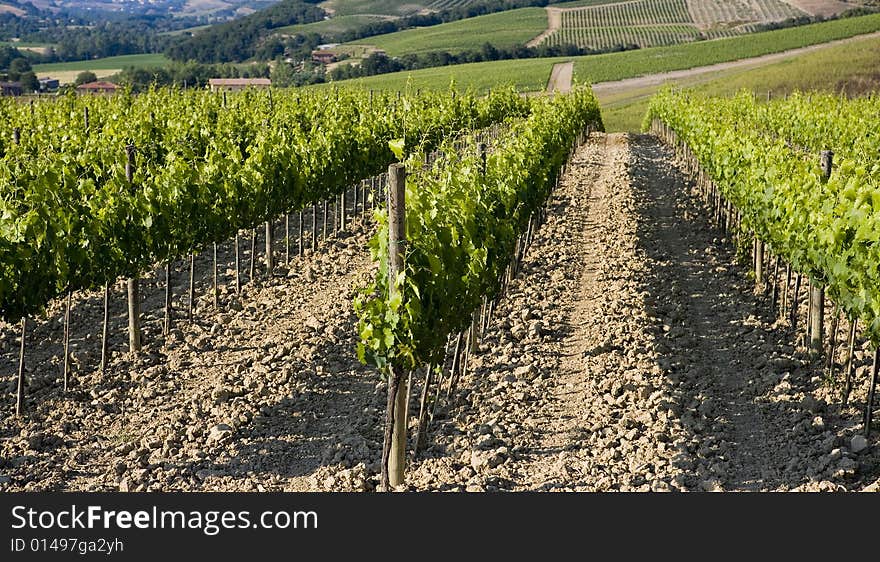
left=15, top=317, right=26, bottom=417
left=100, top=283, right=109, bottom=371
left=820, top=150, right=834, bottom=181
left=189, top=253, right=195, bottom=321
left=864, top=348, right=879, bottom=437
left=843, top=319, right=858, bottom=406
left=234, top=233, right=241, bottom=294
left=213, top=242, right=219, bottom=309
left=249, top=229, right=256, bottom=280
left=415, top=364, right=434, bottom=455
left=265, top=220, right=274, bottom=274
left=340, top=189, right=346, bottom=232
left=383, top=163, right=407, bottom=489
left=446, top=332, right=464, bottom=401
left=382, top=366, right=406, bottom=491
left=62, top=290, right=71, bottom=391
left=298, top=210, right=304, bottom=256
left=809, top=283, right=824, bottom=353
left=164, top=261, right=172, bottom=336
left=771, top=255, right=781, bottom=313
left=781, top=263, right=791, bottom=318
left=285, top=214, right=290, bottom=264
left=311, top=204, right=317, bottom=249
left=755, top=239, right=763, bottom=287
left=827, top=305, right=841, bottom=372
left=127, top=278, right=141, bottom=354
left=791, top=273, right=802, bottom=330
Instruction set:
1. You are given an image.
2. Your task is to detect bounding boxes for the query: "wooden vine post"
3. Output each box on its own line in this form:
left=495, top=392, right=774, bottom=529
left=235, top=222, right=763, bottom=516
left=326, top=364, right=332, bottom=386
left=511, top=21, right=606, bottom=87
left=311, top=204, right=317, bottom=249
left=414, top=364, right=434, bottom=454
left=298, top=210, right=304, bottom=256
left=249, top=230, right=256, bottom=280
left=164, top=261, right=172, bottom=336
left=285, top=214, right=290, bottom=264
left=125, top=144, right=141, bottom=354
left=866, top=348, right=879, bottom=437
left=189, top=253, right=196, bottom=320
left=100, top=283, right=110, bottom=371
left=265, top=220, right=274, bottom=274
left=15, top=317, right=26, bottom=416
left=754, top=238, right=764, bottom=287
left=235, top=234, right=241, bottom=293
left=382, top=163, right=408, bottom=490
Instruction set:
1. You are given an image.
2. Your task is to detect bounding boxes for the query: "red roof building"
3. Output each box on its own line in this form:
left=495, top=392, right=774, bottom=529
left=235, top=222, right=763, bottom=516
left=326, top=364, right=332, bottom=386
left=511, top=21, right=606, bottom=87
left=75, top=81, right=119, bottom=95
left=311, top=51, right=337, bottom=65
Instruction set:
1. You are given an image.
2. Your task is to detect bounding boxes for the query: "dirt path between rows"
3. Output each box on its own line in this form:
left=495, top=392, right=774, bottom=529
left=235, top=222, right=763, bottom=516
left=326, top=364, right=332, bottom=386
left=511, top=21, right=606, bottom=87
left=546, top=61, right=574, bottom=93
left=591, top=30, right=880, bottom=97
left=527, top=7, right=562, bottom=48
left=407, top=133, right=880, bottom=491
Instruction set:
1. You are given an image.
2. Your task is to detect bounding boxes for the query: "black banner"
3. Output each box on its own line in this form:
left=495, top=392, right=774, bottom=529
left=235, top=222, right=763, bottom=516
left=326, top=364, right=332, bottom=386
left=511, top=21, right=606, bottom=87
left=0, top=492, right=865, bottom=559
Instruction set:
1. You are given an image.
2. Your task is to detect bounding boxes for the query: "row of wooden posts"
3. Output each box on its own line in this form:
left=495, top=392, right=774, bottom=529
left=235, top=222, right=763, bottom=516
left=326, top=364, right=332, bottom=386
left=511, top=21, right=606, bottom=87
left=10, top=130, right=386, bottom=417
left=380, top=127, right=593, bottom=490
left=651, top=118, right=878, bottom=438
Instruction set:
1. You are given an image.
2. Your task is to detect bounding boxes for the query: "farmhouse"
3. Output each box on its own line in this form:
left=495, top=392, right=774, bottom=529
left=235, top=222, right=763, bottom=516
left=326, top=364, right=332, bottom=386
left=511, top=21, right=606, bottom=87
left=208, top=78, right=271, bottom=92
left=311, top=50, right=337, bottom=65
left=76, top=81, right=120, bottom=95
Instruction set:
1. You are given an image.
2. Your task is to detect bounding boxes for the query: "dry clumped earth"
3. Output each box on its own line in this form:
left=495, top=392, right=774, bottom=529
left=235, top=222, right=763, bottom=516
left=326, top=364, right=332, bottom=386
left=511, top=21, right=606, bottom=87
left=1, top=133, right=879, bottom=492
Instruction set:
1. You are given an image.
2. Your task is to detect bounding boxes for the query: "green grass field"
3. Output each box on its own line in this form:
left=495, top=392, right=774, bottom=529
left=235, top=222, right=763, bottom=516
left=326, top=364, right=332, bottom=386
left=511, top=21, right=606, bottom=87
left=33, top=54, right=170, bottom=72
left=275, top=14, right=393, bottom=37
left=346, top=8, right=548, bottom=55
left=328, top=13, right=880, bottom=92
left=331, top=56, right=559, bottom=92
left=600, top=34, right=880, bottom=131
left=321, top=0, right=431, bottom=17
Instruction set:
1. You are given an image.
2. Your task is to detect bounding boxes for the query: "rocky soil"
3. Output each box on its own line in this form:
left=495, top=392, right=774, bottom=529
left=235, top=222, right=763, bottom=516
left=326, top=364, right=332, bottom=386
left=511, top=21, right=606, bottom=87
left=1, top=133, right=878, bottom=492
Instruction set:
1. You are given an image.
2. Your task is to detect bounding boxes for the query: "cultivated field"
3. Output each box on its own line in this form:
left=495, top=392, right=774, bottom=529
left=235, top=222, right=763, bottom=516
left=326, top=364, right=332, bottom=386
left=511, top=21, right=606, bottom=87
left=539, top=0, right=807, bottom=50
left=344, top=8, right=548, bottom=55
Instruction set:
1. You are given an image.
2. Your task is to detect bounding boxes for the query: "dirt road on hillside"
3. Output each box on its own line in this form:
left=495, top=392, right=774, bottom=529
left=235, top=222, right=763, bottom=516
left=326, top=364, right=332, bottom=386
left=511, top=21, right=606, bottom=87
left=591, top=31, right=880, bottom=97
left=547, top=61, right=574, bottom=93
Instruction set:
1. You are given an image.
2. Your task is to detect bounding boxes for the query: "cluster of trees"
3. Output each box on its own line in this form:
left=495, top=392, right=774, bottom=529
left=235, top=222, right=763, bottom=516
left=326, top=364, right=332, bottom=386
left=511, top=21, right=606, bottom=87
left=35, top=22, right=171, bottom=62
left=0, top=50, right=38, bottom=91
left=328, top=42, right=628, bottom=81
left=109, top=58, right=325, bottom=90
left=164, top=0, right=325, bottom=63
left=113, top=61, right=271, bottom=91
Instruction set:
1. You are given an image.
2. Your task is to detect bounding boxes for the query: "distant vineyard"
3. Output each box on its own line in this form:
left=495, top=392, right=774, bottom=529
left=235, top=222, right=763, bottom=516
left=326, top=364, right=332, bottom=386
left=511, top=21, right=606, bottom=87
left=426, top=0, right=476, bottom=8
left=540, top=0, right=807, bottom=50
left=687, top=0, right=805, bottom=28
